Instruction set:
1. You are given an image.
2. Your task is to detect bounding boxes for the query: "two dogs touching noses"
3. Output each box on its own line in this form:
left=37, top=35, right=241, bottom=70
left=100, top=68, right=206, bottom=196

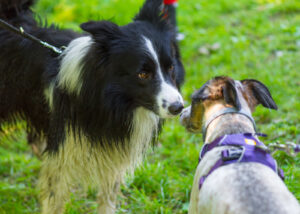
left=0, top=0, right=299, bottom=213
left=181, top=76, right=300, bottom=214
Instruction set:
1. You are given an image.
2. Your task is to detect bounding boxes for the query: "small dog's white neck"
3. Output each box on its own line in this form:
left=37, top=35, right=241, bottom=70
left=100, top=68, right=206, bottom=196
left=205, top=113, right=255, bottom=143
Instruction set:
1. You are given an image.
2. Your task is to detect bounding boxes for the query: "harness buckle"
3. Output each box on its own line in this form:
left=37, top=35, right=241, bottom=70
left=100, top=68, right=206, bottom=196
left=221, top=148, right=243, bottom=161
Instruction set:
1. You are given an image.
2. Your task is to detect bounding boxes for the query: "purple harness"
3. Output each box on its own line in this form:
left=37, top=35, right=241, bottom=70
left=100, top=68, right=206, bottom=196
left=198, top=133, right=284, bottom=190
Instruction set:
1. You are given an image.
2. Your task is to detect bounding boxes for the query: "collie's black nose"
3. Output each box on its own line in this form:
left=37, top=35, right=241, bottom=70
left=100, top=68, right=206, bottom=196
left=168, top=102, right=184, bottom=115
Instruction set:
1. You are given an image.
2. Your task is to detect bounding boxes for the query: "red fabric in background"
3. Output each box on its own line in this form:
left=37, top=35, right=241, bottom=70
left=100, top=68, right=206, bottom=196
left=164, top=0, right=178, bottom=5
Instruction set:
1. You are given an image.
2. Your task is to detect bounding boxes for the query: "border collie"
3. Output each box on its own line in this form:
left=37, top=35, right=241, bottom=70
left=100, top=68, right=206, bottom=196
left=0, top=0, right=185, bottom=213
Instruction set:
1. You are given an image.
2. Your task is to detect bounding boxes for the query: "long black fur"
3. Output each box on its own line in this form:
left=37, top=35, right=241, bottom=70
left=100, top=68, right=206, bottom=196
left=0, top=0, right=78, bottom=140
left=0, top=0, right=184, bottom=153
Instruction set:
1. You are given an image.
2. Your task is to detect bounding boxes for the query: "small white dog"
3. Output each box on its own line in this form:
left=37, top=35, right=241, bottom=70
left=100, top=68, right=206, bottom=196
left=180, top=76, right=300, bottom=214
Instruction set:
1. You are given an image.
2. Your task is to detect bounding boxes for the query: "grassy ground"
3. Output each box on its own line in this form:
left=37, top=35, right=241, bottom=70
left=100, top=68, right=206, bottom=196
left=0, top=0, right=300, bottom=213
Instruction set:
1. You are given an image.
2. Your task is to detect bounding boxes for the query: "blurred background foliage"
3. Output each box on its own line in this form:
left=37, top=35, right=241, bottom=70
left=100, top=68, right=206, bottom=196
left=0, top=0, right=299, bottom=213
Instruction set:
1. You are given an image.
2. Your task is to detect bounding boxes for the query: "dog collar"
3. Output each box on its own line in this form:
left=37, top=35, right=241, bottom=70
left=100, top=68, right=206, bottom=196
left=202, top=108, right=257, bottom=142
left=198, top=133, right=284, bottom=190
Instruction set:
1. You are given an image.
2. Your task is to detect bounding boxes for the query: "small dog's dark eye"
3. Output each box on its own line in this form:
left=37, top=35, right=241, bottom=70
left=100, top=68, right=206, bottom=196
left=138, top=71, right=152, bottom=80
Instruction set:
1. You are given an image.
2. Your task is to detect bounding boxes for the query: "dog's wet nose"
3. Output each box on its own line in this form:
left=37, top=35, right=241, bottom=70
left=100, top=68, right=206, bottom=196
left=180, top=106, right=191, bottom=126
left=168, top=102, right=184, bottom=115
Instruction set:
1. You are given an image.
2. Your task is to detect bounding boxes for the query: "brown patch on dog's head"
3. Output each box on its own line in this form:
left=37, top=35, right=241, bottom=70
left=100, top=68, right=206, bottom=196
left=181, top=76, right=241, bottom=132
left=192, top=76, right=241, bottom=109
left=180, top=76, right=278, bottom=133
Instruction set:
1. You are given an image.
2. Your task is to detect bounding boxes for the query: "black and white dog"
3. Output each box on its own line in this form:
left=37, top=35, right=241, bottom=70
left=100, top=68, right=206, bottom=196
left=0, top=0, right=184, bottom=213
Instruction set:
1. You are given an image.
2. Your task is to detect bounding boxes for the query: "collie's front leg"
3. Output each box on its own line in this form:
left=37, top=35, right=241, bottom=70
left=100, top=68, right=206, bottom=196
left=39, top=155, right=72, bottom=214
left=97, top=181, right=120, bottom=214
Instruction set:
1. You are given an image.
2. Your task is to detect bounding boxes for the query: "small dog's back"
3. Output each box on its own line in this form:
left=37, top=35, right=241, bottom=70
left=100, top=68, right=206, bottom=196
left=191, top=148, right=300, bottom=214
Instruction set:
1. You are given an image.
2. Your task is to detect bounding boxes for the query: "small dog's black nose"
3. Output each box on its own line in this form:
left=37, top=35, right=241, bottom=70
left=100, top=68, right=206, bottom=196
left=168, top=102, right=184, bottom=115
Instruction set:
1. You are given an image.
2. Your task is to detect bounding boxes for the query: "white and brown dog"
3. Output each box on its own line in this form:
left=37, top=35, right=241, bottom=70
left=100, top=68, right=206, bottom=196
left=180, top=76, right=300, bottom=214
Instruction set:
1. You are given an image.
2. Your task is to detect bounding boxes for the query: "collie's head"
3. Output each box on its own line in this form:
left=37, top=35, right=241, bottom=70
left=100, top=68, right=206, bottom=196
left=57, top=0, right=184, bottom=119
left=49, top=0, right=185, bottom=150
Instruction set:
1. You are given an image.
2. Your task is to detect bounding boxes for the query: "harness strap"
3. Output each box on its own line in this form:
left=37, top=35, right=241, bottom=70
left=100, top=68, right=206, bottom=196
left=198, top=133, right=284, bottom=190
left=199, top=158, right=223, bottom=189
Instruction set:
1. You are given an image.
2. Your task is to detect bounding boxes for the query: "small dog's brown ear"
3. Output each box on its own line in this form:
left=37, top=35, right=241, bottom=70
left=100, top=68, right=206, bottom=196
left=241, top=79, right=278, bottom=110
left=222, top=80, right=241, bottom=111
left=192, top=77, right=241, bottom=110
left=192, top=83, right=210, bottom=102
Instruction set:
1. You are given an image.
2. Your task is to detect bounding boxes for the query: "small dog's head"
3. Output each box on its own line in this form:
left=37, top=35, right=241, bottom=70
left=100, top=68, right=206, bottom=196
left=180, top=76, right=277, bottom=132
left=78, top=0, right=184, bottom=118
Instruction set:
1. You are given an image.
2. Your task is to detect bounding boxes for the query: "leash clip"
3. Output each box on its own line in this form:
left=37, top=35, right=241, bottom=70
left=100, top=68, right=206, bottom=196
left=268, top=142, right=300, bottom=157
left=255, top=144, right=270, bottom=153
left=221, top=148, right=243, bottom=161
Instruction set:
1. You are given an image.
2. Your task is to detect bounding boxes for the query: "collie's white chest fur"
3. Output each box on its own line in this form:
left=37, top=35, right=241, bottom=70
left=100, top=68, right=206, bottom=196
left=39, top=107, right=159, bottom=213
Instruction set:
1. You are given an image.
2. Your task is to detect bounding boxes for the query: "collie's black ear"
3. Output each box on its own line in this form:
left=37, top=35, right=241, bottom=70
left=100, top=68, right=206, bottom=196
left=222, top=79, right=241, bottom=111
left=80, top=21, right=121, bottom=39
left=135, top=0, right=166, bottom=25
left=241, top=79, right=278, bottom=110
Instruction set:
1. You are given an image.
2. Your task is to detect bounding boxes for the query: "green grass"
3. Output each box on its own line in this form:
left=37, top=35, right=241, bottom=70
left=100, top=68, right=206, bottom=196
left=1, top=0, right=300, bottom=213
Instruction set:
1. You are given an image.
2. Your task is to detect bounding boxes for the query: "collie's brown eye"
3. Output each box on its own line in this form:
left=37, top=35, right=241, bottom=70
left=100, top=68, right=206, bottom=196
left=168, top=65, right=174, bottom=73
left=168, top=65, right=175, bottom=79
left=138, top=71, right=152, bottom=80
